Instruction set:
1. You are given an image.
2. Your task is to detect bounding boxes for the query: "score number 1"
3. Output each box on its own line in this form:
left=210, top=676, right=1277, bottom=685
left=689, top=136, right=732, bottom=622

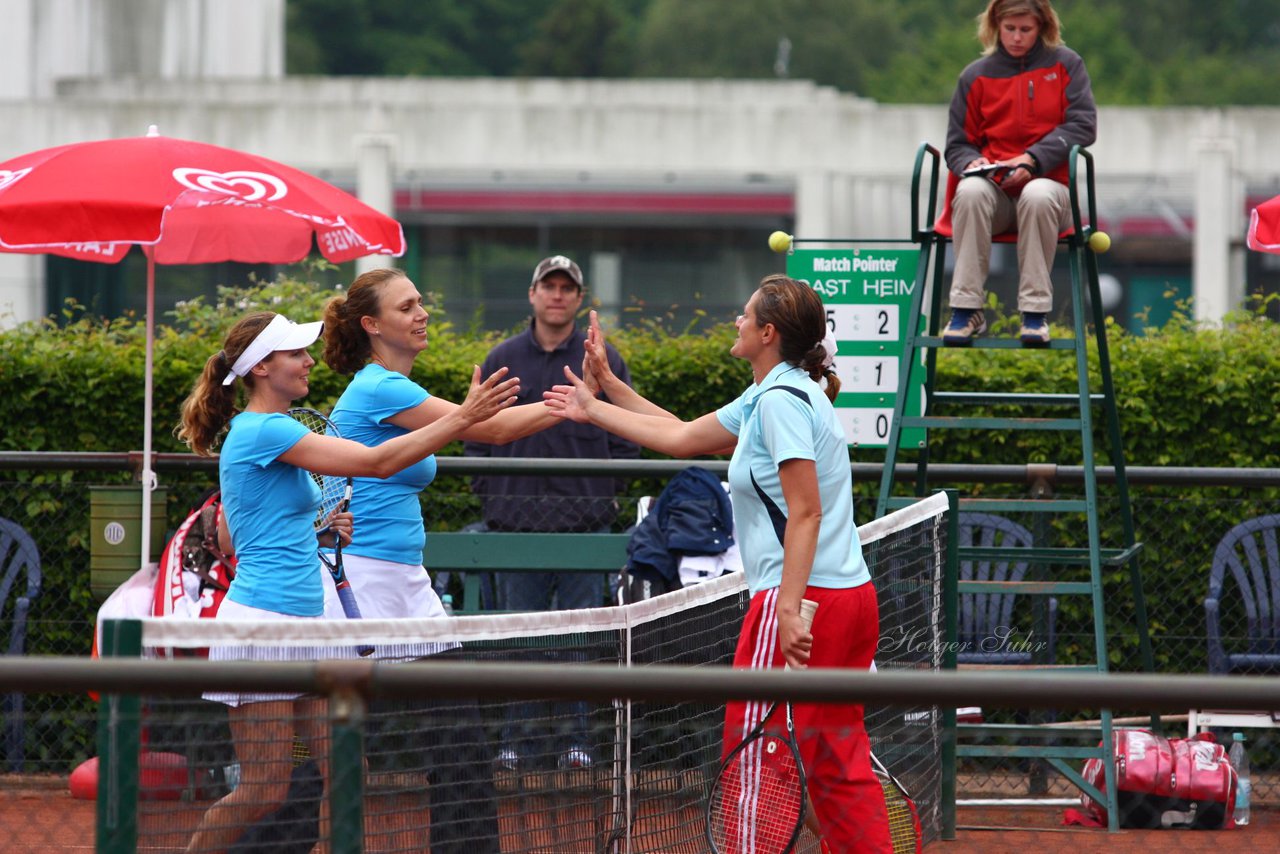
left=833, top=355, right=898, bottom=393
left=826, top=304, right=899, bottom=341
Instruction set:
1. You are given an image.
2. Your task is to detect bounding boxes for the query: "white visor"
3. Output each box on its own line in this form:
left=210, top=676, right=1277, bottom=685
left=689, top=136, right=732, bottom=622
left=222, top=314, right=324, bottom=385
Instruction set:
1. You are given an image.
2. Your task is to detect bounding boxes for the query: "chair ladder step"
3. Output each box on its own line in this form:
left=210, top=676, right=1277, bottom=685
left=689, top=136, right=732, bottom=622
left=959, top=543, right=1144, bottom=566
left=915, top=336, right=1078, bottom=350
left=933, top=391, right=1105, bottom=406
left=883, top=496, right=1088, bottom=513
left=957, top=723, right=1103, bottom=738
left=902, top=416, right=1082, bottom=431
left=957, top=579, right=1093, bottom=596
left=955, top=664, right=1102, bottom=673
left=956, top=744, right=1105, bottom=761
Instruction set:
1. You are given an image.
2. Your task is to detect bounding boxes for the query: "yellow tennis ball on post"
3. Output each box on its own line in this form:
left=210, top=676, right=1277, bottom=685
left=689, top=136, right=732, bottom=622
left=768, top=231, right=793, bottom=253
left=1088, top=230, right=1111, bottom=254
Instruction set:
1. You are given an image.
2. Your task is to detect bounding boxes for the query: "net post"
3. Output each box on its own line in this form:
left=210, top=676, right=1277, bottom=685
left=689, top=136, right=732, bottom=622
left=96, top=618, right=142, bottom=854
left=328, top=688, right=367, bottom=854
left=940, top=490, right=959, bottom=840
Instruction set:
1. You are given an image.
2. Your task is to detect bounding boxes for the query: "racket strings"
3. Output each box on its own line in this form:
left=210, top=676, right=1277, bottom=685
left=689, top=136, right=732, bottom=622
left=877, top=772, right=921, bottom=854
left=287, top=408, right=351, bottom=530
left=709, top=733, right=804, bottom=854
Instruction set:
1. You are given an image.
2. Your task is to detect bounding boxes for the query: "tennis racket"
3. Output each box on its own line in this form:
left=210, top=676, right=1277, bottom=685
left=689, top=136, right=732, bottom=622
left=287, top=407, right=372, bottom=657
left=706, top=598, right=819, bottom=854
left=870, top=750, right=923, bottom=854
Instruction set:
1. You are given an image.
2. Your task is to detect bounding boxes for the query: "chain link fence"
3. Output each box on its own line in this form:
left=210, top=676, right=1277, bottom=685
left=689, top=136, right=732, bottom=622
left=1, top=454, right=1277, bottom=830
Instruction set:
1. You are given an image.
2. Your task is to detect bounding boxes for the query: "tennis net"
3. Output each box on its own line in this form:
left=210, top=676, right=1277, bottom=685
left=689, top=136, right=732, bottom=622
left=113, top=491, right=947, bottom=853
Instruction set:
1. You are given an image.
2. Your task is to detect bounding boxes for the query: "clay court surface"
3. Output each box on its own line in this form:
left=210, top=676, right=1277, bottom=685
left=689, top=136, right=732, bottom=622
left=4, top=774, right=1278, bottom=853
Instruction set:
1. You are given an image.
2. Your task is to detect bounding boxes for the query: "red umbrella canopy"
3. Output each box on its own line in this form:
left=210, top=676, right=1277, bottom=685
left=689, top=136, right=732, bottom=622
left=1248, top=195, right=1280, bottom=255
left=0, top=127, right=404, bottom=264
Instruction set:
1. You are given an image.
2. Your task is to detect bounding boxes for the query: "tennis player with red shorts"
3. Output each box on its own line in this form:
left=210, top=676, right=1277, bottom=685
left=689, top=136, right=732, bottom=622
left=547, top=274, right=892, bottom=852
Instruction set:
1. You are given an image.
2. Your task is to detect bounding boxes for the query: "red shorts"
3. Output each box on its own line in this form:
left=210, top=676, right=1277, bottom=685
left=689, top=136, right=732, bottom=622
left=722, top=583, right=892, bottom=853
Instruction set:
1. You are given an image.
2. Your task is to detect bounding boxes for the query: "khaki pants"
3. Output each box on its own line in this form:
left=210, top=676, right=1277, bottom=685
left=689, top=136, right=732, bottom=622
left=948, top=176, right=1070, bottom=314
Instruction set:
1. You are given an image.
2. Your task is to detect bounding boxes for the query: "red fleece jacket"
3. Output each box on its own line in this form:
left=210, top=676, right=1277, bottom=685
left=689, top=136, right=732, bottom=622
left=945, top=40, right=1097, bottom=186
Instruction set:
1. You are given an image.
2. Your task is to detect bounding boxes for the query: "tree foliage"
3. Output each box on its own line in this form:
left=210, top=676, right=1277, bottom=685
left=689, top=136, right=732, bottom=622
left=518, top=0, right=635, bottom=77
left=634, top=0, right=902, bottom=96
left=286, top=0, right=1280, bottom=105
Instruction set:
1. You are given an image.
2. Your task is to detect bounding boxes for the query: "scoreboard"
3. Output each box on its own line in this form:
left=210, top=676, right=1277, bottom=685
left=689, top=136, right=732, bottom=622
left=786, top=247, right=925, bottom=449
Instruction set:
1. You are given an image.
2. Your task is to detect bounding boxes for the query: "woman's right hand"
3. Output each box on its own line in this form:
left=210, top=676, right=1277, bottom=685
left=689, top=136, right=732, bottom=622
left=457, top=365, right=520, bottom=425
left=580, top=310, right=617, bottom=395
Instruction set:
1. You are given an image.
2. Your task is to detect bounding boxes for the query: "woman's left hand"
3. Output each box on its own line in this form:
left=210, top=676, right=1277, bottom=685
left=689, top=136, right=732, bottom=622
left=321, top=509, right=353, bottom=547
left=544, top=366, right=598, bottom=423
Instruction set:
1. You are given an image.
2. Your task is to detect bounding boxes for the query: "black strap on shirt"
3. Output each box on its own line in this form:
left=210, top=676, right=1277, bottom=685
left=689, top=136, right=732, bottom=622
left=748, top=385, right=812, bottom=547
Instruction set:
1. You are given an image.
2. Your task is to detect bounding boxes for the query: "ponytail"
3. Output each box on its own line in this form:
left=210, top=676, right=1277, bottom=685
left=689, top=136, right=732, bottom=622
left=175, top=312, right=275, bottom=456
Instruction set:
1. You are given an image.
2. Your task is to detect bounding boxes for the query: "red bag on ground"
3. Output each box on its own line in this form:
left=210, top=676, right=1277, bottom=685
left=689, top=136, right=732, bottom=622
left=91, top=490, right=235, bottom=671
left=149, top=490, right=235, bottom=657
left=1080, top=729, right=1237, bottom=829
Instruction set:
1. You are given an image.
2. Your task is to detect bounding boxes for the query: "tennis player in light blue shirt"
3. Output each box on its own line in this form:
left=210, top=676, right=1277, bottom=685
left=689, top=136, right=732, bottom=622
left=176, top=309, right=520, bottom=854
left=319, top=269, right=572, bottom=854
left=331, top=363, right=437, bottom=566
left=218, top=411, right=323, bottom=615
left=717, top=361, right=870, bottom=596
left=546, top=275, right=894, bottom=852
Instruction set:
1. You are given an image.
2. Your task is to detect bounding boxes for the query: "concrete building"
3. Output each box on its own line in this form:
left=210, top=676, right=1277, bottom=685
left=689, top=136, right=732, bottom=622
left=2, top=0, right=1277, bottom=331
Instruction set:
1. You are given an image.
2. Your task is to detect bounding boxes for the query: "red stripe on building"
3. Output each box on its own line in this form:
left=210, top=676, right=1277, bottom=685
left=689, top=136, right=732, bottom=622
left=393, top=189, right=795, bottom=216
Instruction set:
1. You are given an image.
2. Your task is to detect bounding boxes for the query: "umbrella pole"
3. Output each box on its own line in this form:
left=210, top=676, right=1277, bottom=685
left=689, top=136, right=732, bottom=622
left=140, top=250, right=156, bottom=571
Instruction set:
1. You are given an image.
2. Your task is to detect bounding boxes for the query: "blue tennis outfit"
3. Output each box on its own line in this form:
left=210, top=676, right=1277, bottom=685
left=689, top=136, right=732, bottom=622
left=330, top=363, right=437, bottom=565
left=716, top=362, right=870, bottom=595
left=218, top=411, right=322, bottom=616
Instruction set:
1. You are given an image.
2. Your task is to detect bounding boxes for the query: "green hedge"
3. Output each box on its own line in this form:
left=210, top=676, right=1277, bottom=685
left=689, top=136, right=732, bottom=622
left=8, top=277, right=1277, bottom=468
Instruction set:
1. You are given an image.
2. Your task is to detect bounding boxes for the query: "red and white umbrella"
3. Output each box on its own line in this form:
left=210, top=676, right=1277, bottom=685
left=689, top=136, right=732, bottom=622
left=0, top=126, right=406, bottom=568
left=1247, top=195, right=1280, bottom=255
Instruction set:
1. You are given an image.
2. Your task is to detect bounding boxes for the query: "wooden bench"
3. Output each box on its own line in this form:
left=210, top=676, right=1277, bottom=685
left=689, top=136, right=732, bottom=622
left=422, top=531, right=630, bottom=612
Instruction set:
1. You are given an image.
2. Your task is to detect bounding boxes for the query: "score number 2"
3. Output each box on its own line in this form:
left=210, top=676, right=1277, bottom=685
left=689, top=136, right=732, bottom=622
left=826, top=305, right=898, bottom=341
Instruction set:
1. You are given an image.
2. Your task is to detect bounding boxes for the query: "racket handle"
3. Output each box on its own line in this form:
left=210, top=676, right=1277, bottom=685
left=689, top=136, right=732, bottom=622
left=335, top=584, right=374, bottom=657
left=799, top=598, right=818, bottom=631
left=782, top=599, right=820, bottom=673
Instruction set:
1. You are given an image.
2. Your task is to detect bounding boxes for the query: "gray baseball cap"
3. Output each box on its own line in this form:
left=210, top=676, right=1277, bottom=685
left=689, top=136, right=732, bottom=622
left=531, top=255, right=583, bottom=288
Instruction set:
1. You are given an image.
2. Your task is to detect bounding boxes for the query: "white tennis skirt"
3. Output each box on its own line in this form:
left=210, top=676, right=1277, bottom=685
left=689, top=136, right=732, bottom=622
left=320, top=553, right=460, bottom=660
left=203, top=598, right=353, bottom=708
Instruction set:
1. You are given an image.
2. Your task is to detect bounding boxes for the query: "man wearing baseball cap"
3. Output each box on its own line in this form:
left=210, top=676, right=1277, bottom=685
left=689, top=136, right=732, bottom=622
left=465, top=254, right=639, bottom=772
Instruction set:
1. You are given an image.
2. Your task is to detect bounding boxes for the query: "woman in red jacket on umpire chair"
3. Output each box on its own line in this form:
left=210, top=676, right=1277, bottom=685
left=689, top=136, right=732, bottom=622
left=941, top=0, right=1097, bottom=347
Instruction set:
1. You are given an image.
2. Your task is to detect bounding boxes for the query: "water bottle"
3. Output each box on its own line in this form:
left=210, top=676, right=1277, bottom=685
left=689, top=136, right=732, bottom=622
left=441, top=593, right=455, bottom=616
left=222, top=761, right=241, bottom=792
left=1229, top=732, right=1251, bottom=826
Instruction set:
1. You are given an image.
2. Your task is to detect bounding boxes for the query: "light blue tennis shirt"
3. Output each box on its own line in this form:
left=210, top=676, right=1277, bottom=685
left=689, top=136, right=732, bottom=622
left=716, top=362, right=870, bottom=596
left=330, top=364, right=437, bottom=566
left=219, top=411, right=323, bottom=616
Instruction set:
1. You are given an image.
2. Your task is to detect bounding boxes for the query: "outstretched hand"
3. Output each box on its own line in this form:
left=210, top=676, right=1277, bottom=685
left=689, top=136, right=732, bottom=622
left=544, top=365, right=595, bottom=424
left=579, top=310, right=617, bottom=395
left=458, top=365, right=520, bottom=425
